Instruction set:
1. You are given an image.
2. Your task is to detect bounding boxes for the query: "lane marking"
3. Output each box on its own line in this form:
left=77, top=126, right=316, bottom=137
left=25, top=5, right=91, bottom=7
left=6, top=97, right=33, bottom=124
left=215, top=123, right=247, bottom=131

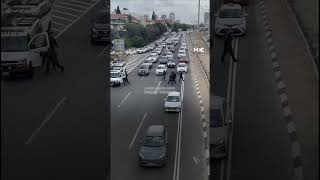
left=226, top=38, right=239, bottom=180
left=173, top=80, right=184, bottom=180
left=52, top=21, right=68, bottom=28
left=65, top=0, right=93, bottom=6
left=56, top=1, right=87, bottom=10
left=52, top=9, right=79, bottom=18
left=118, top=91, right=131, bottom=108
left=52, top=15, right=74, bottom=23
left=56, top=0, right=99, bottom=38
left=128, top=113, right=148, bottom=150
left=25, top=97, right=68, bottom=144
left=153, top=80, right=162, bottom=94
left=193, top=156, right=199, bottom=165
left=53, top=4, right=83, bottom=13
left=98, top=45, right=110, bottom=57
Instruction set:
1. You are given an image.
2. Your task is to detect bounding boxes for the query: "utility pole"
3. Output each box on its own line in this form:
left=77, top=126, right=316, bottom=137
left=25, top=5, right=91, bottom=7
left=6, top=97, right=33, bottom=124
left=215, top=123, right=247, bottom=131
left=198, top=0, right=200, bottom=30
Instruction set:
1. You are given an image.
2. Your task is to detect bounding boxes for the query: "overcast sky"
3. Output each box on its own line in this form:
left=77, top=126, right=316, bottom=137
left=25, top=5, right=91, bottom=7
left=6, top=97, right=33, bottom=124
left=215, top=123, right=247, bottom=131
left=111, top=0, right=209, bottom=24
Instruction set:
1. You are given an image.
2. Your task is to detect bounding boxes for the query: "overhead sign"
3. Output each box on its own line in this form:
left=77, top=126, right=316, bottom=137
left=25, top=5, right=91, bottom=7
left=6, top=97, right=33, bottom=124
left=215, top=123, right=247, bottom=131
left=113, top=39, right=125, bottom=52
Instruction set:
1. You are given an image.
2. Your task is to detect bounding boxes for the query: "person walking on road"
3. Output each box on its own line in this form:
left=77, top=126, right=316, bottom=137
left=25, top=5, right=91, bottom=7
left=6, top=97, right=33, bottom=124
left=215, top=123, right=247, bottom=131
left=168, top=72, right=174, bottom=84
left=162, top=70, right=166, bottom=81
left=48, top=32, right=64, bottom=72
left=124, top=69, right=130, bottom=85
left=221, top=31, right=238, bottom=63
left=172, top=72, right=177, bottom=84
left=179, top=72, right=184, bottom=82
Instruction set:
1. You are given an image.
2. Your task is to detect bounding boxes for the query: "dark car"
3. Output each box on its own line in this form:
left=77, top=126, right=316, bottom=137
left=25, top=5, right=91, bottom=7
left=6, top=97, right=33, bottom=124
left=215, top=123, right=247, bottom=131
left=210, top=96, right=228, bottom=159
left=138, top=64, right=150, bottom=76
left=91, top=13, right=109, bottom=43
left=139, top=125, right=168, bottom=167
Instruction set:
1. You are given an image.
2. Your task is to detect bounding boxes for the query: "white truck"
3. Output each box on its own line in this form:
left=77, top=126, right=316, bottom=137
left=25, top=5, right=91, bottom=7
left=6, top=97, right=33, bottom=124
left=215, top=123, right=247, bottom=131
left=1, top=17, right=51, bottom=78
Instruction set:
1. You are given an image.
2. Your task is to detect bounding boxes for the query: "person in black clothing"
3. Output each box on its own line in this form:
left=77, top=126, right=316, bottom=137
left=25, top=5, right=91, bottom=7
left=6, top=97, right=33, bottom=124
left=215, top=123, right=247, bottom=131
left=168, top=72, right=174, bottom=84
left=172, top=72, right=177, bottom=83
left=162, top=70, right=166, bottom=81
left=220, top=32, right=238, bottom=63
left=179, top=72, right=184, bottom=81
left=47, top=32, right=64, bottom=72
left=124, top=69, right=130, bottom=85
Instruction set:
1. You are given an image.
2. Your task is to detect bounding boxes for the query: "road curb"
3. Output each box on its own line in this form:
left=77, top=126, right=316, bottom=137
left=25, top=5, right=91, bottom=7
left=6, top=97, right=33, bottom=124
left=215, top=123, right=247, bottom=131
left=257, top=1, right=304, bottom=179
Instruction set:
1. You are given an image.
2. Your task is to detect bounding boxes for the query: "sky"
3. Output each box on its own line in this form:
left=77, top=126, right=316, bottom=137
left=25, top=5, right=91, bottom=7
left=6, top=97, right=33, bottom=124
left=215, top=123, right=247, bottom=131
left=110, top=0, right=209, bottom=24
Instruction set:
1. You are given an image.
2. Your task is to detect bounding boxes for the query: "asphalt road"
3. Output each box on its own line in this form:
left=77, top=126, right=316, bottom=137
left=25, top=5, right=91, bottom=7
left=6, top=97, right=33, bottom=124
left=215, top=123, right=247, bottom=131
left=1, top=1, right=109, bottom=180
left=211, top=4, right=292, bottom=180
left=110, top=37, right=207, bottom=180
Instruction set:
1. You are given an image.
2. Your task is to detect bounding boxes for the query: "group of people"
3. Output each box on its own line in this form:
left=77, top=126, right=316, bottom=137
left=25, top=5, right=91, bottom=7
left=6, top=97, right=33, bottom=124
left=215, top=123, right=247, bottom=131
left=40, top=22, right=64, bottom=74
left=163, top=71, right=184, bottom=84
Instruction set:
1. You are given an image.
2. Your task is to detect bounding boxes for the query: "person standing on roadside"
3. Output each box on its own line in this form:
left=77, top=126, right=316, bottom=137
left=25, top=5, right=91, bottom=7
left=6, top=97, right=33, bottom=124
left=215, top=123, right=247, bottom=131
left=162, top=70, right=166, bottom=81
left=220, top=31, right=238, bottom=63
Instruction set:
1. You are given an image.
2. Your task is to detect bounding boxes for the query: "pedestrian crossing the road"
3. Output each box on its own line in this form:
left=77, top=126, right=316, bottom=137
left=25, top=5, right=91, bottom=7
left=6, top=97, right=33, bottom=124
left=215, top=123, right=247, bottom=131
left=51, top=0, right=99, bottom=37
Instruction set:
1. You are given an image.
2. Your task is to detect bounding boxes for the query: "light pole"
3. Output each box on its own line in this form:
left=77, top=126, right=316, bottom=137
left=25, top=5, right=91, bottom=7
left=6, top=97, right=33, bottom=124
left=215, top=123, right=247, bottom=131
left=197, top=0, right=200, bottom=30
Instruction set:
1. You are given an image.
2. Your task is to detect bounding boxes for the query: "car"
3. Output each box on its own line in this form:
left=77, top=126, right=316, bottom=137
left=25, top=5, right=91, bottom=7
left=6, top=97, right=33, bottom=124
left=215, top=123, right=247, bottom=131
left=125, top=49, right=137, bottom=55
left=142, top=59, right=153, bottom=68
left=91, top=13, right=109, bottom=43
left=156, top=64, right=167, bottom=76
left=159, top=56, right=168, bottom=64
left=166, top=52, right=174, bottom=59
left=137, top=48, right=144, bottom=54
left=224, top=0, right=249, bottom=6
left=167, top=59, right=176, bottom=68
left=178, top=50, right=187, bottom=58
left=180, top=45, right=187, bottom=50
left=138, top=64, right=150, bottom=76
left=110, top=70, right=125, bottom=87
left=179, top=57, right=189, bottom=64
left=113, top=60, right=126, bottom=67
left=148, top=53, right=159, bottom=63
left=139, top=125, right=168, bottom=167
left=110, top=65, right=126, bottom=73
left=164, top=91, right=182, bottom=112
left=210, top=96, right=228, bottom=159
left=214, top=3, right=247, bottom=36
left=155, top=49, right=162, bottom=55
left=177, top=63, right=188, bottom=73
left=161, top=42, right=166, bottom=47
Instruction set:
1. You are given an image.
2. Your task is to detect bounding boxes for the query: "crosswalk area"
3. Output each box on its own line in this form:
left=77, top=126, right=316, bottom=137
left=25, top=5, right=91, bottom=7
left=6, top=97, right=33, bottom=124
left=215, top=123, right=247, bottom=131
left=51, top=0, right=98, bottom=37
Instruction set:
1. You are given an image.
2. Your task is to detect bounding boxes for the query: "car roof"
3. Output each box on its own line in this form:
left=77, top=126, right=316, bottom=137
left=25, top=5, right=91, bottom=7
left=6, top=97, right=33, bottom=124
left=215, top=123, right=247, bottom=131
left=221, top=3, right=242, bottom=10
left=168, top=91, right=180, bottom=96
left=178, top=63, right=186, bottom=65
left=147, top=125, right=165, bottom=136
left=158, top=64, right=166, bottom=67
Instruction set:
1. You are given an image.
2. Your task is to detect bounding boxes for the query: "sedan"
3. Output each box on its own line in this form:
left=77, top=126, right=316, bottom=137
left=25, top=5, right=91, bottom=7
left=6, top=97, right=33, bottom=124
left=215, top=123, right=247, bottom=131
left=156, top=64, right=167, bottom=76
left=142, top=59, right=153, bottom=69
left=164, top=91, right=182, bottom=112
left=159, top=57, right=168, bottom=64
left=177, top=63, right=188, bottom=73
left=138, top=64, right=150, bottom=76
left=167, top=59, right=176, bottom=68
left=113, top=60, right=126, bottom=67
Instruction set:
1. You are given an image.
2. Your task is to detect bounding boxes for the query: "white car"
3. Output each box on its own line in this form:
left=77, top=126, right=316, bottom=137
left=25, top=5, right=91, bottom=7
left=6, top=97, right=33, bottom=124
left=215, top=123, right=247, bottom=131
left=178, top=50, right=187, bottom=58
left=110, top=70, right=124, bottom=86
left=113, top=60, right=126, bottom=67
left=156, top=64, right=167, bottom=76
left=137, top=48, right=144, bottom=54
left=166, top=52, right=174, bottom=59
left=180, top=45, right=187, bottom=50
left=214, top=3, right=247, bottom=36
left=167, top=59, right=176, bottom=68
left=155, top=49, right=162, bottom=55
left=177, top=63, right=188, bottom=73
left=148, top=53, right=159, bottom=63
left=164, top=92, right=182, bottom=112
left=125, top=49, right=137, bottom=55
left=142, top=59, right=153, bottom=68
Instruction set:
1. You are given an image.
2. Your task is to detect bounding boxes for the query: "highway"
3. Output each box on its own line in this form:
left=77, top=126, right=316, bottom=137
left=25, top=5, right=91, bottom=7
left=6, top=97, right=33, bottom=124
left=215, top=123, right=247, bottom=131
left=110, top=33, right=209, bottom=180
left=210, top=2, right=307, bottom=180
left=1, top=1, right=109, bottom=179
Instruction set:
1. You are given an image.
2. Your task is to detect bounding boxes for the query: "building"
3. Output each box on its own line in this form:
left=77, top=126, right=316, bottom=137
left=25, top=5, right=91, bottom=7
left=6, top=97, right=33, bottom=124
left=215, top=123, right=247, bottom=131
left=161, top=14, right=166, bottom=20
left=204, top=12, right=209, bottom=27
left=122, top=7, right=129, bottom=15
left=110, top=13, right=127, bottom=32
left=169, top=12, right=175, bottom=24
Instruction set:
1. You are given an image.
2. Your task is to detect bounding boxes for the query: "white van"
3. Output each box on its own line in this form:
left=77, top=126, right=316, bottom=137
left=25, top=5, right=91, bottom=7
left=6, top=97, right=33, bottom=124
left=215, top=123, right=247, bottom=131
left=1, top=17, right=50, bottom=77
left=7, top=0, right=52, bottom=31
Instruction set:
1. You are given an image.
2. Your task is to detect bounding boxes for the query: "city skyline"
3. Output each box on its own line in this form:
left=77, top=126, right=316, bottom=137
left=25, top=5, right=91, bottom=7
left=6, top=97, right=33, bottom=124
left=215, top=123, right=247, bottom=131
left=111, top=0, right=209, bottom=24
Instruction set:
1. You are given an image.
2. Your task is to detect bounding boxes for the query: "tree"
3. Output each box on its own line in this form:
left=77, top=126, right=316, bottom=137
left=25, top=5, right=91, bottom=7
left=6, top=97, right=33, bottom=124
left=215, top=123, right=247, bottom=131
left=151, top=11, right=156, bottom=21
left=128, top=14, right=132, bottom=23
left=116, top=6, right=121, bottom=14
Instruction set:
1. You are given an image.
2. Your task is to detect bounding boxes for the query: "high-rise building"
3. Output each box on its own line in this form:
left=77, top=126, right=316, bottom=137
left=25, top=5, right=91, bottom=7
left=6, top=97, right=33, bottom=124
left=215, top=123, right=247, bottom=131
left=169, top=12, right=175, bottom=24
left=204, top=12, right=209, bottom=27
left=161, top=14, right=167, bottom=20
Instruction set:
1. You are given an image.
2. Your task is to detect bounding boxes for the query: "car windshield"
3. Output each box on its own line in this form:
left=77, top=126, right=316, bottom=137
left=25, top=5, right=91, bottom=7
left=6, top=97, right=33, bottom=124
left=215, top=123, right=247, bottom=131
left=110, top=72, right=120, bottom=78
left=110, top=66, right=121, bottom=70
left=178, top=64, right=186, bottom=67
left=140, top=65, right=149, bottom=69
left=167, top=95, right=179, bottom=102
left=144, top=60, right=151, bottom=63
left=143, top=136, right=164, bottom=147
left=157, top=66, right=165, bottom=69
left=219, top=9, right=243, bottom=18
left=1, top=36, right=29, bottom=52
left=168, top=60, right=174, bottom=63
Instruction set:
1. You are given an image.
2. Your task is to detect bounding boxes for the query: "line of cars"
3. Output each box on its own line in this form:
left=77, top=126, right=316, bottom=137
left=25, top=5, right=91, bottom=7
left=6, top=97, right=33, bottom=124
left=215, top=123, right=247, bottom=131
left=138, top=31, right=189, bottom=167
